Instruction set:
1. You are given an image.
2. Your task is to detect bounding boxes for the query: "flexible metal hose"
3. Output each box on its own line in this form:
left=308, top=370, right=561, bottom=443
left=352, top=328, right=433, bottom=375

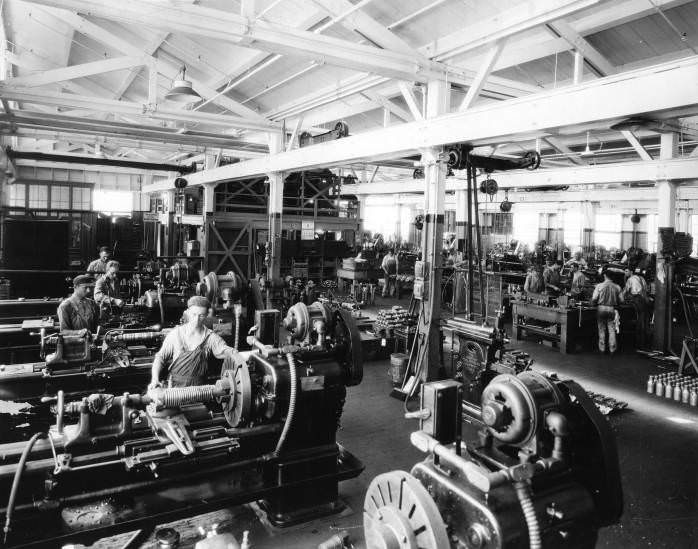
left=514, top=480, right=541, bottom=549
left=3, top=432, right=45, bottom=544
left=273, top=352, right=298, bottom=457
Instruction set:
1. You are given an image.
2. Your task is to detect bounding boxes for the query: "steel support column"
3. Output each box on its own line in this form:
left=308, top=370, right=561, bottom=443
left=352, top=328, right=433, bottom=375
left=655, top=132, right=679, bottom=352
left=267, top=133, right=284, bottom=287
left=416, top=79, right=449, bottom=382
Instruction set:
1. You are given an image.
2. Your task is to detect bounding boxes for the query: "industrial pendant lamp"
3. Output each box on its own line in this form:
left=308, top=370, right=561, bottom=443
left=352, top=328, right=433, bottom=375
left=165, top=66, right=202, bottom=104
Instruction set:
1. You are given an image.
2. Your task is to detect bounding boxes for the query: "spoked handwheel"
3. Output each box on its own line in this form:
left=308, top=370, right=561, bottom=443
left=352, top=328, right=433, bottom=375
left=363, top=471, right=449, bottom=549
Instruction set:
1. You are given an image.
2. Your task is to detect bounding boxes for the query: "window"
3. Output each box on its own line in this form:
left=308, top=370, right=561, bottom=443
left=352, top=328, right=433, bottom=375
left=72, top=187, right=91, bottom=211
left=647, top=214, right=658, bottom=253
left=595, top=213, right=621, bottom=249
left=513, top=210, right=539, bottom=248
left=8, top=184, right=25, bottom=207
left=28, top=185, right=48, bottom=209
left=563, top=210, right=582, bottom=248
left=363, top=204, right=399, bottom=240
left=93, top=190, right=131, bottom=214
left=692, top=215, right=698, bottom=257
left=51, top=186, right=70, bottom=210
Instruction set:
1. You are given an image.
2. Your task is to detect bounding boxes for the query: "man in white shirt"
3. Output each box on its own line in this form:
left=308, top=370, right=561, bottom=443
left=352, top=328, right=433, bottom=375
left=622, top=268, right=650, bottom=350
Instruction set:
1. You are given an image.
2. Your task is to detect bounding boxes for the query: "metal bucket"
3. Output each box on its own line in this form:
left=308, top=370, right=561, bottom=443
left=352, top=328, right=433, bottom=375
left=389, top=352, right=409, bottom=386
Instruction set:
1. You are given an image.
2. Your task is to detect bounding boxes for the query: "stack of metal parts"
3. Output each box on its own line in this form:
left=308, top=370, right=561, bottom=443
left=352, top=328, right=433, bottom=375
left=364, top=372, right=623, bottom=548
left=373, top=306, right=416, bottom=336
left=585, top=392, right=629, bottom=416
left=0, top=302, right=365, bottom=548
left=647, top=373, right=698, bottom=406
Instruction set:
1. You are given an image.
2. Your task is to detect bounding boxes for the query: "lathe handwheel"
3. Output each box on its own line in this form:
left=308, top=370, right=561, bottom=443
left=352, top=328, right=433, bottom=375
left=220, top=358, right=252, bottom=427
left=364, top=471, right=449, bottom=549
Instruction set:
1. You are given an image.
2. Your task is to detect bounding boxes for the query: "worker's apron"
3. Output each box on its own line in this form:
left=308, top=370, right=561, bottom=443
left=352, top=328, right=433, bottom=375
left=167, top=330, right=211, bottom=388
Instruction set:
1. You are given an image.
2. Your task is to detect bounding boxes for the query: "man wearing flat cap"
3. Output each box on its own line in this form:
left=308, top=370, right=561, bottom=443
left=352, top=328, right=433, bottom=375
left=57, top=275, right=100, bottom=335
left=149, top=296, right=238, bottom=389
left=87, top=246, right=111, bottom=274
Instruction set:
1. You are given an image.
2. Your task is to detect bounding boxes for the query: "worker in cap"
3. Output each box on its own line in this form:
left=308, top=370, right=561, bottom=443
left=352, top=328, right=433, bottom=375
left=149, top=296, right=238, bottom=389
left=57, top=274, right=99, bottom=335
left=87, top=246, right=111, bottom=274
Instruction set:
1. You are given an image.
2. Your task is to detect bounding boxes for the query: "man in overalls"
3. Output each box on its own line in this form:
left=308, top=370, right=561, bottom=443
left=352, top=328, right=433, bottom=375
left=148, top=296, right=237, bottom=388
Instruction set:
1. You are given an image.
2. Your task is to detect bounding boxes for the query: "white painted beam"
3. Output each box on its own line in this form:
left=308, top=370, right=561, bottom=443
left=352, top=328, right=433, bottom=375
left=310, top=0, right=418, bottom=56
left=274, top=0, right=676, bottom=130
left=286, top=116, right=304, bottom=152
left=620, top=130, right=653, bottom=160
left=241, top=0, right=255, bottom=19
left=362, top=90, right=411, bottom=122
left=0, top=87, right=280, bottom=132
left=458, top=39, right=507, bottom=111
left=397, top=82, right=423, bottom=121
left=423, top=0, right=600, bottom=60
left=113, top=32, right=169, bottom=100
left=573, top=50, right=584, bottom=84
left=544, top=136, right=586, bottom=165
left=145, top=56, right=698, bottom=191
left=346, top=158, right=698, bottom=194
left=5, top=55, right=146, bottom=87
left=35, top=6, right=268, bottom=122
left=547, top=19, right=616, bottom=76
left=23, top=0, right=474, bottom=85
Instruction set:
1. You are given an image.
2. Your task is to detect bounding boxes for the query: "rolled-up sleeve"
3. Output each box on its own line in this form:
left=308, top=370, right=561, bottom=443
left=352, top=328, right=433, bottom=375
left=154, top=330, right=177, bottom=366
left=94, top=277, right=106, bottom=304
left=207, top=332, right=233, bottom=359
left=57, top=302, right=72, bottom=331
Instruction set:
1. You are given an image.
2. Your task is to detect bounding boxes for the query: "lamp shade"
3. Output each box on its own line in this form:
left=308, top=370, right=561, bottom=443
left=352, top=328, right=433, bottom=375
left=165, top=79, right=202, bottom=104
left=165, top=67, right=202, bottom=104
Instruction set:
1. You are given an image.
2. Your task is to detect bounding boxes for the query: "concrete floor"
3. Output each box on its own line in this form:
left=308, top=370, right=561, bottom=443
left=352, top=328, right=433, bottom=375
left=93, top=296, right=698, bottom=548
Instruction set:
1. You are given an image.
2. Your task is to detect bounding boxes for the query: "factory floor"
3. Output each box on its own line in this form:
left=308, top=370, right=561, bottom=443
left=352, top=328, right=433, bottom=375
left=96, top=296, right=696, bottom=549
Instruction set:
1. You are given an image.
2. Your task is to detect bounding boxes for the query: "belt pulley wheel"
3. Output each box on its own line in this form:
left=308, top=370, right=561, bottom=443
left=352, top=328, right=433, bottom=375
left=220, top=357, right=252, bottom=427
left=334, top=308, right=363, bottom=386
left=200, top=272, right=219, bottom=303
left=364, top=471, right=449, bottom=549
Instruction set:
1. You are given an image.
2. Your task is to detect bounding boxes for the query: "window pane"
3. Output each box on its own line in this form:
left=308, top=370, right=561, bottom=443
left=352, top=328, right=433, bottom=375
left=93, top=190, right=132, bottom=214
left=513, top=210, right=539, bottom=248
left=72, top=187, right=91, bottom=211
left=28, top=185, right=48, bottom=209
left=563, top=210, right=582, bottom=248
left=595, top=213, right=621, bottom=249
left=51, top=186, right=70, bottom=209
left=8, top=184, right=25, bottom=207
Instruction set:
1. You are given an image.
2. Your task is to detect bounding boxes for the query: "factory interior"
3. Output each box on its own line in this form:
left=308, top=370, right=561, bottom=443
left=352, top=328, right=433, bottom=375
left=0, top=0, right=698, bottom=548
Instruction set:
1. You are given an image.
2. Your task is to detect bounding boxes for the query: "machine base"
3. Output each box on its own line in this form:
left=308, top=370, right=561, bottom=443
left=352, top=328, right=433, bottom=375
left=6, top=446, right=364, bottom=549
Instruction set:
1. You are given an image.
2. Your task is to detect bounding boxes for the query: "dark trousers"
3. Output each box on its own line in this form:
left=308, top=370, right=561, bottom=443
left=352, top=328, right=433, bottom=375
left=629, top=294, right=649, bottom=349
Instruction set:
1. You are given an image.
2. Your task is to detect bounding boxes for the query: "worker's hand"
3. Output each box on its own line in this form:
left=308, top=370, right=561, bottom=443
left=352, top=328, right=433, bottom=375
left=114, top=298, right=124, bottom=308
left=78, top=328, right=89, bottom=338
left=147, top=380, right=162, bottom=390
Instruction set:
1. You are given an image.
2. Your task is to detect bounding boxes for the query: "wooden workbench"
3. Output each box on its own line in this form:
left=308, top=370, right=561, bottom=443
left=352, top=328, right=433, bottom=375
left=336, top=268, right=383, bottom=293
left=511, top=301, right=597, bottom=354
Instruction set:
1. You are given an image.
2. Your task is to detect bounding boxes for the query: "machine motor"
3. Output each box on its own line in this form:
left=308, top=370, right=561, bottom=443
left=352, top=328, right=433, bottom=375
left=364, top=371, right=623, bottom=548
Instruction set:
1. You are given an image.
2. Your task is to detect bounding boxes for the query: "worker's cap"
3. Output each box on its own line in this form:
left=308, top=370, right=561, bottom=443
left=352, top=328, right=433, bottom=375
left=187, top=295, right=211, bottom=309
left=99, top=246, right=110, bottom=253
left=73, top=274, right=95, bottom=287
